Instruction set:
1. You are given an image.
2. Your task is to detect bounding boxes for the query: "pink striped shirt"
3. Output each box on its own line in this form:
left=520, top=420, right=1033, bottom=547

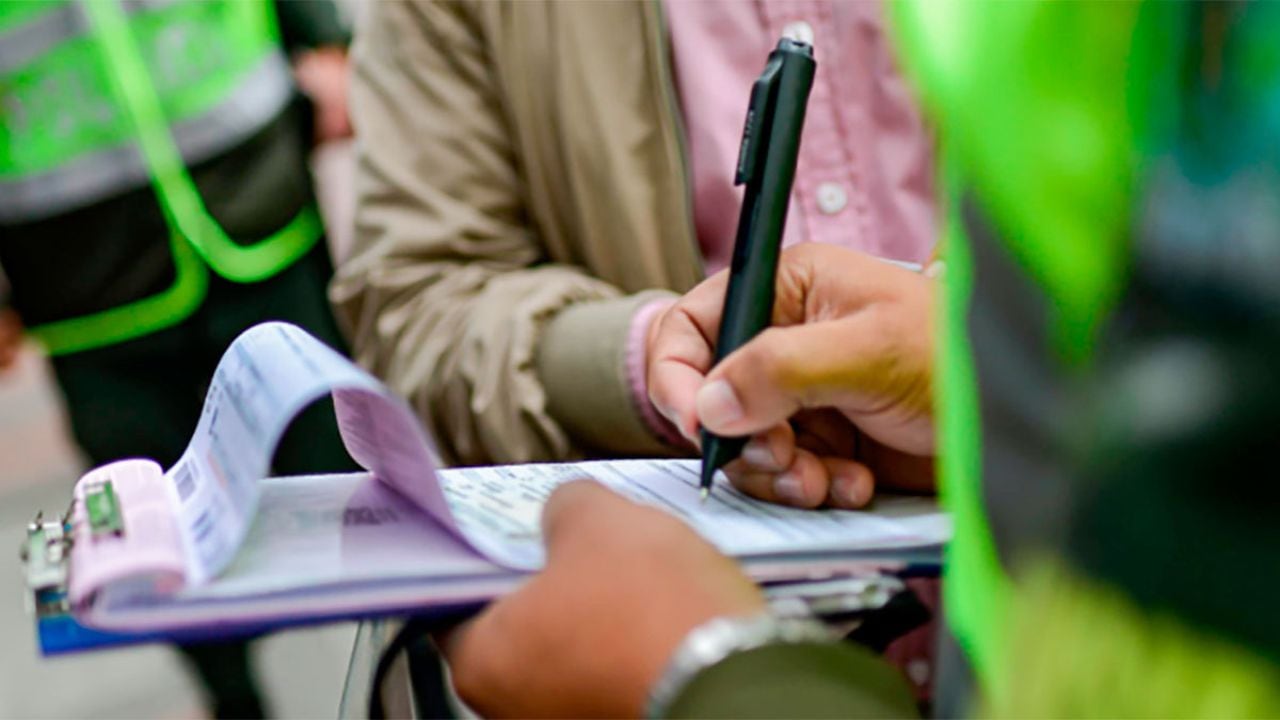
left=627, top=0, right=938, bottom=444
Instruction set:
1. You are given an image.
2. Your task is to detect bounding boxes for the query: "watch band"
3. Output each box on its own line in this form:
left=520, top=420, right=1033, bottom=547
left=646, top=612, right=835, bottom=719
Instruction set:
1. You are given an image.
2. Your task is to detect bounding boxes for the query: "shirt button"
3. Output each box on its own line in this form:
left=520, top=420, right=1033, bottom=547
left=782, top=20, right=815, bottom=46
left=816, top=182, right=848, bottom=215
left=907, top=659, right=931, bottom=686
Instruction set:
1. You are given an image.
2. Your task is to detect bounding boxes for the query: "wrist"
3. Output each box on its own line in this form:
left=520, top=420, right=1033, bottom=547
left=646, top=611, right=834, bottom=719
left=625, top=298, right=686, bottom=448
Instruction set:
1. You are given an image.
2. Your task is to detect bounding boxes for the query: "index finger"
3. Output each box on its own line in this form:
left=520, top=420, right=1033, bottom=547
left=647, top=272, right=731, bottom=440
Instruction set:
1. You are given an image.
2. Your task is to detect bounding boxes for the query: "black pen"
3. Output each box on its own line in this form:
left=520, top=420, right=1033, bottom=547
left=700, top=38, right=816, bottom=500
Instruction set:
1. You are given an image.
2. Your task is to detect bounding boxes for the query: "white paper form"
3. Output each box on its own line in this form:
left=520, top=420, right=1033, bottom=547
left=165, top=323, right=456, bottom=584
left=438, top=459, right=948, bottom=570
left=190, top=473, right=505, bottom=600
left=87, top=473, right=521, bottom=633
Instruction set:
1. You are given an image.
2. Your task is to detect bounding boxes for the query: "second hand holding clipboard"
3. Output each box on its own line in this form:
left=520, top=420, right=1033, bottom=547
left=700, top=38, right=817, bottom=497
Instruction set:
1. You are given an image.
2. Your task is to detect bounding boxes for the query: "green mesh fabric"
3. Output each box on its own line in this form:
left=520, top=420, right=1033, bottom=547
left=995, top=559, right=1280, bottom=719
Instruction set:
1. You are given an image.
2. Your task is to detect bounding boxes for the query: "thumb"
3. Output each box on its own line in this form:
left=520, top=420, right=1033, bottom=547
left=539, top=480, right=633, bottom=556
left=696, top=318, right=879, bottom=437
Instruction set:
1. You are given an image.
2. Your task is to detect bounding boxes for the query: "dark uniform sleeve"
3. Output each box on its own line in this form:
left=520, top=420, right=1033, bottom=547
left=664, top=641, right=919, bottom=719
left=273, top=0, right=351, bottom=50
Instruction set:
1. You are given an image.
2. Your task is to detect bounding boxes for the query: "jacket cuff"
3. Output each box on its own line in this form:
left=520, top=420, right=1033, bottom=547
left=624, top=298, right=689, bottom=447
left=663, top=641, right=918, bottom=719
left=536, top=290, right=682, bottom=457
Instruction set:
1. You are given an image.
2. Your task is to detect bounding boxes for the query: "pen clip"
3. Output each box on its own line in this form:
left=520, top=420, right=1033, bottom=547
left=734, top=55, right=783, bottom=186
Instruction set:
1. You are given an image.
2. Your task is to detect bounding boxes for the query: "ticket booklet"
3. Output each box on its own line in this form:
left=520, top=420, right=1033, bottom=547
left=24, top=323, right=947, bottom=653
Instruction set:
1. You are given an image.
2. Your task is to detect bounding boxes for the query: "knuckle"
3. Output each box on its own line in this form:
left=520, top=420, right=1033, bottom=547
left=784, top=242, right=821, bottom=263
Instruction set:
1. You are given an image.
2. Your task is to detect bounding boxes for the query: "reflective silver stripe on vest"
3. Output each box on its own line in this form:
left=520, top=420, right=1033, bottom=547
left=0, top=0, right=182, bottom=75
left=0, top=50, right=293, bottom=224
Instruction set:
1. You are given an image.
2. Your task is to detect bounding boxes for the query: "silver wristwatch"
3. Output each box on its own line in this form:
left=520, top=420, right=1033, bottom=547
left=646, top=611, right=835, bottom=719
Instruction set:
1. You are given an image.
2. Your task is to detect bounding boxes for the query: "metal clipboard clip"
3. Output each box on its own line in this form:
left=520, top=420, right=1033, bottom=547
left=19, top=479, right=127, bottom=618
left=20, top=509, right=72, bottom=619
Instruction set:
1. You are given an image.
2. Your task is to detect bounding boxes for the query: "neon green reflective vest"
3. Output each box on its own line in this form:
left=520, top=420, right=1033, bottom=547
left=0, top=0, right=321, bottom=355
left=888, top=0, right=1175, bottom=703
left=893, top=2, right=1280, bottom=714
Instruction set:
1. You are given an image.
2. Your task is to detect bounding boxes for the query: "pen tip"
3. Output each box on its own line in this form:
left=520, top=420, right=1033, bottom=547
left=699, top=487, right=710, bottom=503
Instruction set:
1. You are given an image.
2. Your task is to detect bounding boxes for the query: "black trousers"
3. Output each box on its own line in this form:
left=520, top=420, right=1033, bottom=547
left=51, top=243, right=358, bottom=718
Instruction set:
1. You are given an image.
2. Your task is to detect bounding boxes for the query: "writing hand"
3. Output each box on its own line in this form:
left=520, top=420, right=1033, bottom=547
left=647, top=244, right=936, bottom=509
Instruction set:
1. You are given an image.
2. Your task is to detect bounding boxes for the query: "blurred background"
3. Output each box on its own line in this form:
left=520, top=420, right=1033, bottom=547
left=1, top=0, right=367, bottom=713
left=0, top=141, right=357, bottom=719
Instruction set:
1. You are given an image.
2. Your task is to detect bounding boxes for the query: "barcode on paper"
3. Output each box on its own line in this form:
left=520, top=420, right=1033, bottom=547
left=174, top=462, right=197, bottom=502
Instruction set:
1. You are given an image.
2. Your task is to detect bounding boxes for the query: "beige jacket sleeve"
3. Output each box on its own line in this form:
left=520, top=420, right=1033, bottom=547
left=331, top=0, right=673, bottom=466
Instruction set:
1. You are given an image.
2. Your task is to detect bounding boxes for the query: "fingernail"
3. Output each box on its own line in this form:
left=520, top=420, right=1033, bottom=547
left=651, top=398, right=679, bottom=428
left=773, top=473, right=806, bottom=504
left=741, top=438, right=775, bottom=467
left=696, top=380, right=744, bottom=430
left=836, top=475, right=868, bottom=507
